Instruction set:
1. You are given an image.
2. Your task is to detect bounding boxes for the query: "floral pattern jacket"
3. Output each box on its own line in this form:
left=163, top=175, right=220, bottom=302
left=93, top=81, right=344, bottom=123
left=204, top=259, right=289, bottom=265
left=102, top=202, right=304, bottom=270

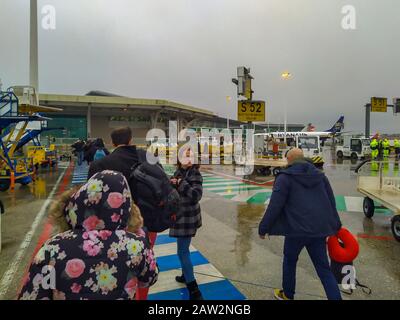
left=19, top=171, right=158, bottom=300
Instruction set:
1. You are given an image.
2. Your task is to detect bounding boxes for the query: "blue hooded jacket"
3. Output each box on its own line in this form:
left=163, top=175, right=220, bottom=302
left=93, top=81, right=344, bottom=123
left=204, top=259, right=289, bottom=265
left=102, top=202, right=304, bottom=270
left=259, top=161, right=342, bottom=238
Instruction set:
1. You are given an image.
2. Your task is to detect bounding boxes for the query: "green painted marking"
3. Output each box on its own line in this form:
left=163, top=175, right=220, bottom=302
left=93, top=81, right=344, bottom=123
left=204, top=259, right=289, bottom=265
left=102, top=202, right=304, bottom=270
left=203, top=182, right=246, bottom=189
left=209, top=185, right=266, bottom=193
left=203, top=179, right=232, bottom=183
left=247, top=192, right=272, bottom=204
left=223, top=194, right=237, bottom=200
left=335, top=195, right=347, bottom=212
left=203, top=176, right=229, bottom=180
left=203, top=179, right=239, bottom=184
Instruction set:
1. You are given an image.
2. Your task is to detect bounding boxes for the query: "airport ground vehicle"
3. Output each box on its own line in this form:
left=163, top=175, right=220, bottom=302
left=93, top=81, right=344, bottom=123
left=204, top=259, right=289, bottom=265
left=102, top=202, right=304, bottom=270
left=336, top=135, right=371, bottom=160
left=356, top=161, right=400, bottom=242
left=27, top=144, right=58, bottom=168
left=148, top=138, right=178, bottom=162
left=296, top=135, right=322, bottom=158
left=252, top=134, right=322, bottom=176
left=255, top=133, right=322, bottom=158
left=199, top=136, right=234, bottom=161
left=0, top=86, right=62, bottom=191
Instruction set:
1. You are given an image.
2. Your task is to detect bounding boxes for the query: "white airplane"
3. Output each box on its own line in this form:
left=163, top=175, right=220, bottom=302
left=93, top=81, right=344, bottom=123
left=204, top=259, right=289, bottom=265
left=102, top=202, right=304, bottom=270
left=255, top=116, right=345, bottom=140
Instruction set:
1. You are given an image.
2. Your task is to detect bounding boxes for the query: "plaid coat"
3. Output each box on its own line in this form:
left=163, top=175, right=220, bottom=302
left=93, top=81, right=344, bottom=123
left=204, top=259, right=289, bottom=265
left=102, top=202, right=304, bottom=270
left=169, top=166, right=203, bottom=238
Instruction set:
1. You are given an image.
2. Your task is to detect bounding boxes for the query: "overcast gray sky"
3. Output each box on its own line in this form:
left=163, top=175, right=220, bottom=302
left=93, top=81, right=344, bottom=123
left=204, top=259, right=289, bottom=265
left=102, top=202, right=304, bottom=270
left=1, top=0, right=400, bottom=133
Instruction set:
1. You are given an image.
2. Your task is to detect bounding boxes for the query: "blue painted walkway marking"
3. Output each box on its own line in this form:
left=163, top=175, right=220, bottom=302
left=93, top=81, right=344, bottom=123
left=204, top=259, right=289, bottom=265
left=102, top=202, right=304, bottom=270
left=155, top=234, right=178, bottom=245
left=71, top=163, right=89, bottom=185
left=157, top=251, right=209, bottom=272
left=149, top=280, right=245, bottom=301
left=149, top=232, right=246, bottom=300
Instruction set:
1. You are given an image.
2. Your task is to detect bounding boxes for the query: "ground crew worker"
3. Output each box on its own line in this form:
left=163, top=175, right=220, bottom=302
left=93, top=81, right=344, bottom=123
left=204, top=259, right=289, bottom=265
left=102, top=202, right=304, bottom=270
left=378, top=139, right=384, bottom=159
left=370, top=138, right=379, bottom=160
left=383, top=160, right=390, bottom=177
left=370, top=138, right=379, bottom=176
left=394, top=161, right=399, bottom=177
left=383, top=138, right=390, bottom=158
left=394, top=139, right=400, bottom=160
left=272, top=140, right=279, bottom=159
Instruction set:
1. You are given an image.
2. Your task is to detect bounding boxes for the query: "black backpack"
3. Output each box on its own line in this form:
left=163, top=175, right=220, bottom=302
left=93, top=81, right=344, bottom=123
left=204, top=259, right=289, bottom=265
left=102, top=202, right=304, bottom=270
left=129, top=152, right=181, bottom=233
left=330, top=260, right=372, bottom=296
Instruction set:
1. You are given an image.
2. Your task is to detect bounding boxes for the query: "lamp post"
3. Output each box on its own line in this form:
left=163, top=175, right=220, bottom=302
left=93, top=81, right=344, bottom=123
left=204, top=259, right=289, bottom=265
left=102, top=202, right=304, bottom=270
left=226, top=96, right=232, bottom=129
left=30, top=0, right=39, bottom=91
left=281, top=71, right=292, bottom=144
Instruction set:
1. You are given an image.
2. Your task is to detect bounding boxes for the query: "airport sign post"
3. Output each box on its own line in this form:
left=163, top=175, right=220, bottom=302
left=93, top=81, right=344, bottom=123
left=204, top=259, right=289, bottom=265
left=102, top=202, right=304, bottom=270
left=371, top=97, right=388, bottom=113
left=238, top=100, right=265, bottom=122
left=365, top=97, right=395, bottom=137
left=393, top=98, right=400, bottom=114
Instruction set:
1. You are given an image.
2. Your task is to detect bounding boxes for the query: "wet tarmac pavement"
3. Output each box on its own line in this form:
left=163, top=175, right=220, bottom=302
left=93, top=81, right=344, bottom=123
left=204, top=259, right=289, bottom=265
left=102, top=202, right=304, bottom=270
left=0, top=152, right=399, bottom=300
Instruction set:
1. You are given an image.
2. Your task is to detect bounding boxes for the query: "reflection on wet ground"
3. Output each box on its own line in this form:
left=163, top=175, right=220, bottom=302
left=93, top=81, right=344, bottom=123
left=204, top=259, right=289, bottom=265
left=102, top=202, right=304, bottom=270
left=233, top=204, right=264, bottom=267
left=0, top=165, right=63, bottom=299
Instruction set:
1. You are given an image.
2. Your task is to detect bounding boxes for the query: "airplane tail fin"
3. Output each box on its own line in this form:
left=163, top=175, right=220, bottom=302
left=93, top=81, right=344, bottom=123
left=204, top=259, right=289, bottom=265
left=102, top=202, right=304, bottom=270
left=326, top=116, right=344, bottom=134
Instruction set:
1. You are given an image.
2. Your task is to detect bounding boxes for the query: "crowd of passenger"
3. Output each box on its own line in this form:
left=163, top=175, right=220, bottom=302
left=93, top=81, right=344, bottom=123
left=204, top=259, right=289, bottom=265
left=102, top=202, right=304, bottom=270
left=19, top=127, right=345, bottom=301
left=71, top=138, right=110, bottom=166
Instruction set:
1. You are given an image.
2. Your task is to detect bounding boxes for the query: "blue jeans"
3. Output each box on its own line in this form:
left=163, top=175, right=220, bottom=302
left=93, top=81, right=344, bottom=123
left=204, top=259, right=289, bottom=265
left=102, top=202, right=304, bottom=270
left=283, top=237, right=342, bottom=300
left=177, top=237, right=195, bottom=284
left=77, top=151, right=84, bottom=166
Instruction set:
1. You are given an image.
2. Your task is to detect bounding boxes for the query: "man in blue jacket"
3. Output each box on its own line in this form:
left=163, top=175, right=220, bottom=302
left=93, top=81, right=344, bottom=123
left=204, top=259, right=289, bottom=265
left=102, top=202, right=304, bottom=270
left=259, top=148, right=342, bottom=300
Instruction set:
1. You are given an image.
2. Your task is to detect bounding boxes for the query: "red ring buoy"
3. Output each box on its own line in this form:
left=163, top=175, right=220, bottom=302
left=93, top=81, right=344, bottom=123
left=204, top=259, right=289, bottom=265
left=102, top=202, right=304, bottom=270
left=327, top=228, right=359, bottom=263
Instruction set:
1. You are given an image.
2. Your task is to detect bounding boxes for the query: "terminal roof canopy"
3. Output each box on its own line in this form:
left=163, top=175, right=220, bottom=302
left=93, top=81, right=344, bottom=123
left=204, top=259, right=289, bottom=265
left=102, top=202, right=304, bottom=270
left=39, top=92, right=215, bottom=118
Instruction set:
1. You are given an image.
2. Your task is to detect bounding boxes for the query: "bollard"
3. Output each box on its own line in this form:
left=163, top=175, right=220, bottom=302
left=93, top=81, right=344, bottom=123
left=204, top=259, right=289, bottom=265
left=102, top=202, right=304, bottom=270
left=10, top=172, right=15, bottom=190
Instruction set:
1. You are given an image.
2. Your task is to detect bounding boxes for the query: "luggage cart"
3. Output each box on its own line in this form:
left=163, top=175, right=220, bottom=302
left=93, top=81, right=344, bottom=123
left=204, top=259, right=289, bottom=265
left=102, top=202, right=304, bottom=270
left=356, top=160, right=400, bottom=242
left=253, top=157, right=288, bottom=177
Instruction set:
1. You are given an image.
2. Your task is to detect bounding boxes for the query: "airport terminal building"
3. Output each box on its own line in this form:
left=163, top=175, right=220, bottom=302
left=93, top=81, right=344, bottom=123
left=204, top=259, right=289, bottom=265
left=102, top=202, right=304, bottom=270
left=40, top=91, right=304, bottom=145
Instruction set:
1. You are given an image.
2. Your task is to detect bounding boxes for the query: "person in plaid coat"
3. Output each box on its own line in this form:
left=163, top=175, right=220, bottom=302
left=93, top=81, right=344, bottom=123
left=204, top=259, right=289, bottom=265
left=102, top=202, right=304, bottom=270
left=170, top=150, right=203, bottom=300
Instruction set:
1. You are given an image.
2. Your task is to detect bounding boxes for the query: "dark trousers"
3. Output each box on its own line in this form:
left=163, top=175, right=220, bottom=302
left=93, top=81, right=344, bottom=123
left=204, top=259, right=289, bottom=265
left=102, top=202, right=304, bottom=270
left=283, top=237, right=342, bottom=300
left=77, top=151, right=84, bottom=166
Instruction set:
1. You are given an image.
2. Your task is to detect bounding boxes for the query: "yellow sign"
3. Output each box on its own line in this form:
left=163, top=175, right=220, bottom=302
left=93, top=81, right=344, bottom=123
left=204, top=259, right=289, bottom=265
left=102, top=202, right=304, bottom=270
left=238, top=101, right=265, bottom=122
left=371, top=97, right=387, bottom=113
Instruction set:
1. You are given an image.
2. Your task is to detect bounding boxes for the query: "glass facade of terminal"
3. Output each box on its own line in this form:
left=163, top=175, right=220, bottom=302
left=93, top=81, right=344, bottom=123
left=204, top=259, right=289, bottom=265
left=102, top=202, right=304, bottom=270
left=44, top=115, right=87, bottom=139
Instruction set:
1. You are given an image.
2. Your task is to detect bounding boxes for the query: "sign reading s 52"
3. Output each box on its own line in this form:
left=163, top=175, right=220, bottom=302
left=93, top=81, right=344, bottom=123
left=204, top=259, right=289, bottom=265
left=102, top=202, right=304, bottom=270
left=238, top=100, right=265, bottom=122
left=371, top=97, right=387, bottom=113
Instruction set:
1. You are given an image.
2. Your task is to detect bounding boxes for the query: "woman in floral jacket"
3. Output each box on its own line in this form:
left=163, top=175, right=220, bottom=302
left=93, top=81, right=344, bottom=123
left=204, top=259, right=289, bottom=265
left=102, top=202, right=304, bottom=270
left=19, top=170, right=158, bottom=300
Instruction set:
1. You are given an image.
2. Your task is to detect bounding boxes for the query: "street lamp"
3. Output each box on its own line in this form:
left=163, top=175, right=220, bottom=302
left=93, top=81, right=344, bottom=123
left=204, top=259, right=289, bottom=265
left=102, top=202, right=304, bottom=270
left=30, top=0, right=39, bottom=91
left=226, top=96, right=232, bottom=129
left=281, top=71, right=292, bottom=80
left=281, top=71, right=292, bottom=144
